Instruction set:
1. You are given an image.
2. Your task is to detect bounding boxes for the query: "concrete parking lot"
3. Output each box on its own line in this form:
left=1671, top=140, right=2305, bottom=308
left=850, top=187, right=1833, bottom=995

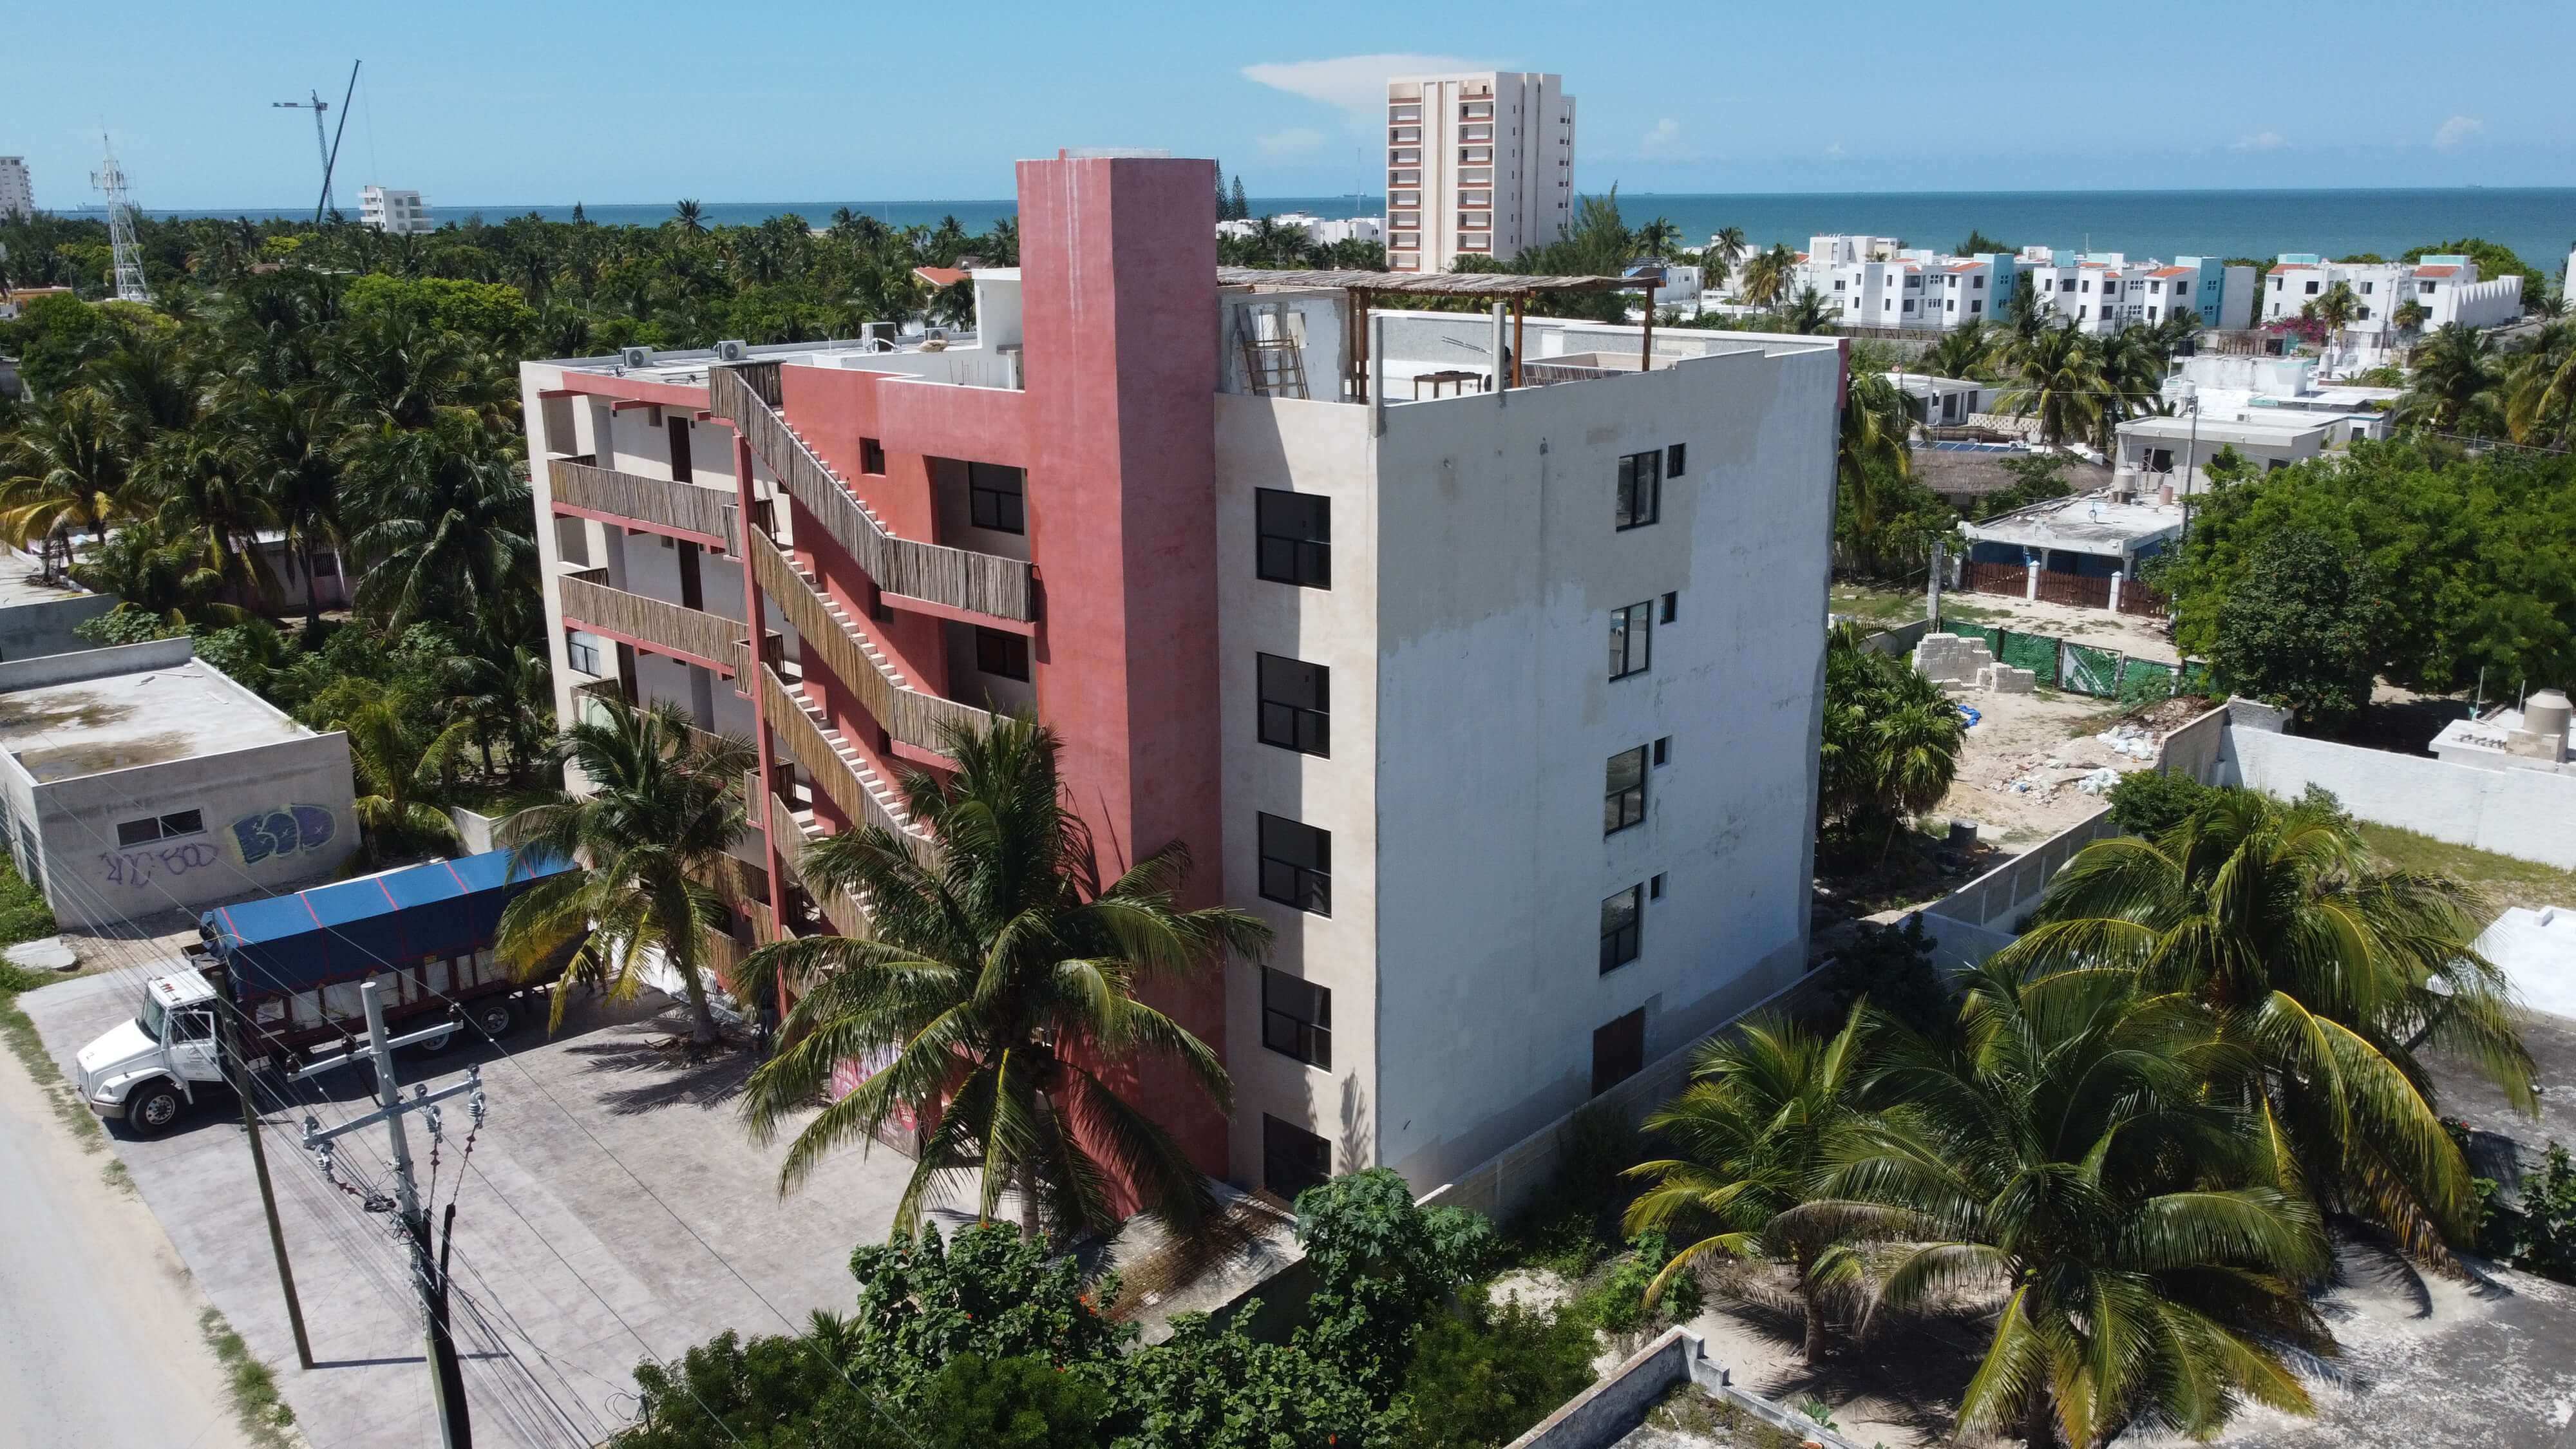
left=26, top=972, right=924, bottom=1448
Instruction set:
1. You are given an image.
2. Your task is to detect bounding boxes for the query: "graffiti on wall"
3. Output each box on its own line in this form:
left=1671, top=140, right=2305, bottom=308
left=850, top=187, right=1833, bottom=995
left=231, top=805, right=339, bottom=865
left=98, top=841, right=220, bottom=889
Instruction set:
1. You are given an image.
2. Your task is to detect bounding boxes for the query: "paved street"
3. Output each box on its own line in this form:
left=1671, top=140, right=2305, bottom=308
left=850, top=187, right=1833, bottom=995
left=0, top=1016, right=251, bottom=1449
left=23, top=976, right=922, bottom=1448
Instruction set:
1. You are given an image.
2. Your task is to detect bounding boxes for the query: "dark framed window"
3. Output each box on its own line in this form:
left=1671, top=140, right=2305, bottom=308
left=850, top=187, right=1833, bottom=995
left=967, top=462, right=1026, bottom=534
left=1592, top=1008, right=1646, bottom=1095
left=1660, top=591, right=1678, bottom=624
left=1609, top=603, right=1653, bottom=679
left=1650, top=873, right=1666, bottom=899
left=1256, top=489, right=1331, bottom=588
left=1616, top=450, right=1662, bottom=529
left=1665, top=442, right=1686, bottom=477
left=1604, top=747, right=1647, bottom=835
left=566, top=633, right=603, bottom=677
left=974, top=627, right=1030, bottom=681
left=1653, top=735, right=1670, bottom=766
left=1262, top=968, right=1332, bottom=1069
left=1258, top=813, right=1332, bottom=916
left=1256, top=654, right=1330, bottom=756
left=116, top=810, right=204, bottom=849
left=1600, top=885, right=1643, bottom=973
left=859, top=437, right=887, bottom=475
left=1263, top=1114, right=1332, bottom=1200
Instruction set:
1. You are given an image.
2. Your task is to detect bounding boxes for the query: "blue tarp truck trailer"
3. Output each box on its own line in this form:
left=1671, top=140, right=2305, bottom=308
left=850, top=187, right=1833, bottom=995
left=73, top=849, right=576, bottom=1136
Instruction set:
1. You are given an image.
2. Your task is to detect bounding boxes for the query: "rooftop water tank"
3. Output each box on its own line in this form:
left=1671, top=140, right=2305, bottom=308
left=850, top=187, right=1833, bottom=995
left=2526, top=688, right=2573, bottom=749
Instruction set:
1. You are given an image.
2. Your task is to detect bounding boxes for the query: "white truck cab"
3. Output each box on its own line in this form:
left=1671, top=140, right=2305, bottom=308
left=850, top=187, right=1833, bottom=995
left=74, top=970, right=229, bottom=1133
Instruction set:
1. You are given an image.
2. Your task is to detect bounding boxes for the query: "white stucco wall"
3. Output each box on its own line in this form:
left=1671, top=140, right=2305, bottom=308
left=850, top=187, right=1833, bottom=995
left=2223, top=726, right=2576, bottom=870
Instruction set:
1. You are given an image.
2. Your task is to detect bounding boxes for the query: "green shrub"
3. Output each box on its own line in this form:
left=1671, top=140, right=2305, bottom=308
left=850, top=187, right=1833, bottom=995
left=0, top=858, right=55, bottom=950
left=1584, top=1232, right=1704, bottom=1336
left=913, top=1353, right=1108, bottom=1449
left=1399, top=1302, right=1598, bottom=1449
left=2105, top=770, right=2213, bottom=837
left=1822, top=914, right=1951, bottom=1042
left=1501, top=1105, right=1641, bottom=1276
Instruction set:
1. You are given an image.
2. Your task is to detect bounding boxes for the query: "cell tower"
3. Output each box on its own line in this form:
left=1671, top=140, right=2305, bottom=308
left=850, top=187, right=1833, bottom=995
left=90, top=133, right=151, bottom=305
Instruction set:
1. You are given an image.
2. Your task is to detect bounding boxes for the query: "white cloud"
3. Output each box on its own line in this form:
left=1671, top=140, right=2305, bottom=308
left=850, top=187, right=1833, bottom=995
left=1824, top=142, right=1846, bottom=160
left=1256, top=127, right=1325, bottom=160
left=1242, top=55, right=1500, bottom=113
left=1640, top=118, right=1685, bottom=158
left=2230, top=130, right=2286, bottom=151
left=2434, top=115, right=2484, bottom=148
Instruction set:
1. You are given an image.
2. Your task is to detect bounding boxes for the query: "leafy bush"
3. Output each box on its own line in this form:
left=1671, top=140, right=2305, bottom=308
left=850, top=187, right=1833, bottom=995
left=0, top=858, right=56, bottom=949
left=914, top=1354, right=1110, bottom=1449
left=2105, top=770, right=2214, bottom=837
left=2211, top=527, right=2388, bottom=727
left=1584, top=1232, right=1704, bottom=1336
left=1399, top=1302, right=1598, bottom=1449
left=1109, top=1305, right=1393, bottom=1449
left=1501, top=1104, right=1643, bottom=1276
left=74, top=605, right=189, bottom=647
left=1294, top=1166, right=1496, bottom=1401
left=1821, top=914, right=1951, bottom=1043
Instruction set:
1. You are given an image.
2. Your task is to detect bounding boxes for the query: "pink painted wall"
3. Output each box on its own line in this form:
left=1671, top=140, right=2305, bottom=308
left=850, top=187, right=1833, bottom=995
left=1017, top=153, right=1230, bottom=1179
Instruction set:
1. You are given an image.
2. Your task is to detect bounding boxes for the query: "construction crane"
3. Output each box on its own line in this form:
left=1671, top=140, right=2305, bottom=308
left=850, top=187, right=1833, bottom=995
left=274, top=60, right=360, bottom=225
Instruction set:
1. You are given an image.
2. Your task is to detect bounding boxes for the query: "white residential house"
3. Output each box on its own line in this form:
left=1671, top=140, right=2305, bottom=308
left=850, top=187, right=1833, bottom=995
left=1387, top=71, right=1575, bottom=272
left=359, top=185, right=433, bottom=235
left=1217, top=212, right=1385, bottom=247
left=2263, top=252, right=2524, bottom=370
left=1792, top=240, right=2014, bottom=331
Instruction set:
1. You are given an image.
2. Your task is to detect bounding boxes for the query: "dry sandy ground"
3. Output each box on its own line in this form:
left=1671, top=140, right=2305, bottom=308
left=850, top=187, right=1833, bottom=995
left=1944, top=591, right=2182, bottom=665
left=1929, top=687, right=2166, bottom=849
left=0, top=1018, right=258, bottom=1449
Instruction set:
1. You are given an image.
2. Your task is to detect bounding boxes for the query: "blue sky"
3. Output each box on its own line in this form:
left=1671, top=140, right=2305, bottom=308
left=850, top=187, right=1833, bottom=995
left=6, top=0, right=2572, bottom=210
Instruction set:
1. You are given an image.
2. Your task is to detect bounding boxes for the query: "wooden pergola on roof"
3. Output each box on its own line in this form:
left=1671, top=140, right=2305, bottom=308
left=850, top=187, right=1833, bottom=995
left=1217, top=267, right=1650, bottom=395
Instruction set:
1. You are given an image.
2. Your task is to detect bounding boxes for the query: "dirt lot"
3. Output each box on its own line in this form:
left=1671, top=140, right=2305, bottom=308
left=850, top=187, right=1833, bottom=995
left=1940, top=589, right=2182, bottom=664
left=1930, top=689, right=2210, bottom=849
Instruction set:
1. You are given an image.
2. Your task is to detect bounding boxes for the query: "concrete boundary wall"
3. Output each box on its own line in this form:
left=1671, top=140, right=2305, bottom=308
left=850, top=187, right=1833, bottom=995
left=2222, top=724, right=2576, bottom=869
left=1504, top=1327, right=1868, bottom=1449
left=1926, top=808, right=2118, bottom=930
left=0, top=634, right=191, bottom=690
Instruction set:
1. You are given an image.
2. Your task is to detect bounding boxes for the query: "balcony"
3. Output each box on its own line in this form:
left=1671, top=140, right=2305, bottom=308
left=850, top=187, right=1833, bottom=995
left=747, top=529, right=996, bottom=757
left=559, top=568, right=750, bottom=676
left=549, top=458, right=744, bottom=550
left=708, top=363, right=1035, bottom=623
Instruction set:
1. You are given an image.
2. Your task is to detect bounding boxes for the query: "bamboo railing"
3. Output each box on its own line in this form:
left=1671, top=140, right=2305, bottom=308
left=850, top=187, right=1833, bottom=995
left=559, top=571, right=749, bottom=676
left=549, top=458, right=737, bottom=549
left=753, top=662, right=937, bottom=859
left=747, top=531, right=993, bottom=754
left=708, top=363, right=1035, bottom=622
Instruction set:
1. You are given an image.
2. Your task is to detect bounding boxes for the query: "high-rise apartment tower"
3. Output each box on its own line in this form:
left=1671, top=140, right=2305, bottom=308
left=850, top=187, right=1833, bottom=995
left=1385, top=71, right=1575, bottom=272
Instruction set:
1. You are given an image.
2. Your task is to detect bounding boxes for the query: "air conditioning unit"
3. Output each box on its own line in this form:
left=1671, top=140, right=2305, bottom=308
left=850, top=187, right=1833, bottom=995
left=619, top=346, right=652, bottom=369
left=714, top=339, right=749, bottom=363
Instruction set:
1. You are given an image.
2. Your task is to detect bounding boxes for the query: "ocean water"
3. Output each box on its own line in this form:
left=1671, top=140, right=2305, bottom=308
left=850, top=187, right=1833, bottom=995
left=151, top=189, right=2576, bottom=276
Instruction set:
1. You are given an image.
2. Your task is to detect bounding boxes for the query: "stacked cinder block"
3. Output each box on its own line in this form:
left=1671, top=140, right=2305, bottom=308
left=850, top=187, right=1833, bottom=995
left=1976, top=663, right=2036, bottom=693
left=1911, top=632, right=1995, bottom=687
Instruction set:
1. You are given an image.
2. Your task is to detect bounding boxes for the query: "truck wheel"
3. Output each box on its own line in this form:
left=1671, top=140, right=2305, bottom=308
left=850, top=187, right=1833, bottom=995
left=416, top=1022, right=460, bottom=1055
left=126, top=1080, right=187, bottom=1137
left=472, top=999, right=515, bottom=1039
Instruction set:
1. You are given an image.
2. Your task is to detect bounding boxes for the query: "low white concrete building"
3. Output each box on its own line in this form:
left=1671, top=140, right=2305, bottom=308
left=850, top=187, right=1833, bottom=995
left=2112, top=409, right=2371, bottom=495
left=2020, top=254, right=2253, bottom=334
left=0, top=638, right=356, bottom=927
left=2432, top=691, right=2573, bottom=777
left=1958, top=489, right=2184, bottom=584
left=359, top=185, right=432, bottom=235
left=1217, top=212, right=1384, bottom=247
left=2263, top=252, right=2524, bottom=369
left=0, top=547, right=115, bottom=660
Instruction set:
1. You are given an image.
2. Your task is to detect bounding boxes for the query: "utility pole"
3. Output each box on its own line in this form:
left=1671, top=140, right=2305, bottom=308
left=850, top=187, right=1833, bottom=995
left=297, top=981, right=481, bottom=1449
left=1927, top=537, right=1946, bottom=627
left=213, top=972, right=314, bottom=1370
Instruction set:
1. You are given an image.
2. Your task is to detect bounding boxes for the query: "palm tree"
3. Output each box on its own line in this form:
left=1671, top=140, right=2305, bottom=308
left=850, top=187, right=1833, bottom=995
left=1625, top=1003, right=1872, bottom=1364
left=332, top=690, right=471, bottom=866
left=1998, top=788, right=2528, bottom=1265
left=444, top=627, right=554, bottom=784
left=136, top=418, right=279, bottom=606
left=496, top=697, right=758, bottom=1046
left=2396, top=322, right=2501, bottom=435
left=0, top=388, right=132, bottom=578
left=672, top=199, right=706, bottom=235
left=1996, top=325, right=2108, bottom=450
left=737, top=714, right=1271, bottom=1238
left=2308, top=281, right=2360, bottom=366
left=1806, top=963, right=2333, bottom=1448
left=1920, top=319, right=1993, bottom=381
left=232, top=383, right=345, bottom=634
left=341, top=413, right=538, bottom=632
left=1779, top=287, right=1837, bottom=336
left=1635, top=217, right=1681, bottom=262
left=1739, top=244, right=1797, bottom=309
left=2505, top=320, right=2576, bottom=448
left=1708, top=227, right=1749, bottom=292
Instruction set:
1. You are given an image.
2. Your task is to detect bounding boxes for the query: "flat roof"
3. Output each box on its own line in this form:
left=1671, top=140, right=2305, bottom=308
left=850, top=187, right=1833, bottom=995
left=0, top=658, right=314, bottom=782
left=0, top=552, right=95, bottom=610
left=1960, top=489, right=2184, bottom=555
left=1218, top=267, right=1617, bottom=296
left=2118, top=412, right=2336, bottom=444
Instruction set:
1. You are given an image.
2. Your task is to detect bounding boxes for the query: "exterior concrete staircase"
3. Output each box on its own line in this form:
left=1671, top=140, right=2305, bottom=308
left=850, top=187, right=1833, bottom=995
left=779, top=669, right=921, bottom=838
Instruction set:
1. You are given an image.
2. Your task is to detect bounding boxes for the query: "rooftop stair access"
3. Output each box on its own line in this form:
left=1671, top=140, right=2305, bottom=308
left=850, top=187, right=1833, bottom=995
left=709, top=361, right=1035, bottom=623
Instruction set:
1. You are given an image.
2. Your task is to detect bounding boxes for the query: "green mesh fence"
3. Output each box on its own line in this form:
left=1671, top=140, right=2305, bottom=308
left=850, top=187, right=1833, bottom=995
left=2179, top=660, right=2215, bottom=695
left=2061, top=643, right=2122, bottom=697
left=1999, top=630, right=2058, bottom=685
left=1937, top=619, right=2002, bottom=654
left=2115, top=657, right=2175, bottom=701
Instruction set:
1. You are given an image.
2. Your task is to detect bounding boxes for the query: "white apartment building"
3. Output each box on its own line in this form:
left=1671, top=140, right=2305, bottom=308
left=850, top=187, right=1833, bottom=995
left=516, top=154, right=1837, bottom=1208
left=2020, top=254, right=2253, bottom=334
left=1795, top=238, right=2015, bottom=331
left=2263, top=253, right=2524, bottom=369
left=0, top=156, right=31, bottom=219
left=1217, top=212, right=1385, bottom=247
left=1386, top=71, right=1574, bottom=273
left=359, top=185, right=433, bottom=235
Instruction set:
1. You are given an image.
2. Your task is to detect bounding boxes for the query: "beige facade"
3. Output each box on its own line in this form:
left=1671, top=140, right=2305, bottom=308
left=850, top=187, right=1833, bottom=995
left=1385, top=72, right=1574, bottom=272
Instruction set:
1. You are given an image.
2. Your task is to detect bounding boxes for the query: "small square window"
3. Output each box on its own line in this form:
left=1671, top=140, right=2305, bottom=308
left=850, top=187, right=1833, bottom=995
left=1616, top=450, right=1662, bottom=529
left=967, top=462, right=1026, bottom=535
left=1600, top=884, right=1643, bottom=973
left=159, top=810, right=203, bottom=838
left=1604, top=746, right=1647, bottom=835
left=974, top=627, right=1030, bottom=681
left=115, top=818, right=158, bottom=848
left=1261, top=968, right=1332, bottom=1070
left=1609, top=603, right=1653, bottom=680
left=859, top=437, right=887, bottom=475
left=1650, top=873, right=1665, bottom=900
left=1660, top=592, right=1678, bottom=625
left=1653, top=736, right=1669, bottom=766
left=1256, top=489, right=1331, bottom=589
left=1258, top=813, right=1332, bottom=916
left=1256, top=654, right=1330, bottom=757
left=1665, top=442, right=1686, bottom=477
